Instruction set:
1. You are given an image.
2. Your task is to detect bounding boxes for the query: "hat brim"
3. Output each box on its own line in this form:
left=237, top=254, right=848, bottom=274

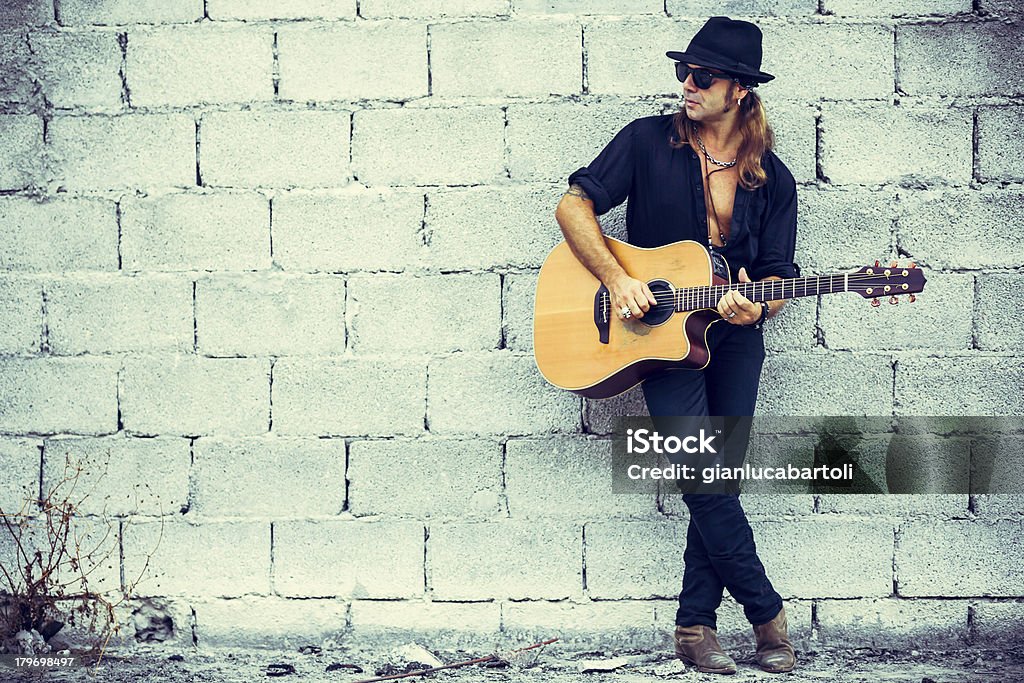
left=666, top=50, right=774, bottom=84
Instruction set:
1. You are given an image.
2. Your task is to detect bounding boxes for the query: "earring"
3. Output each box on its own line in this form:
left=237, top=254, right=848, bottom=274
left=737, top=98, right=741, bottom=108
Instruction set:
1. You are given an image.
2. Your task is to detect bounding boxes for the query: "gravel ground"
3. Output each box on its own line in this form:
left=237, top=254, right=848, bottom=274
left=2, top=644, right=1022, bottom=683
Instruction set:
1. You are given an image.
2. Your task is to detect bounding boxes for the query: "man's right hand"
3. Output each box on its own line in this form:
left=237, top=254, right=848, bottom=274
left=607, top=274, right=658, bottom=319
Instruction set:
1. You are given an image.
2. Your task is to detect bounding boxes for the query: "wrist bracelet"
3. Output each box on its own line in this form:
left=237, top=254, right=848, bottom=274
left=749, top=301, right=769, bottom=330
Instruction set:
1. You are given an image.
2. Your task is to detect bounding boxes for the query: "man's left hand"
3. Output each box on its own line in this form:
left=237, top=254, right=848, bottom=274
left=717, top=267, right=761, bottom=325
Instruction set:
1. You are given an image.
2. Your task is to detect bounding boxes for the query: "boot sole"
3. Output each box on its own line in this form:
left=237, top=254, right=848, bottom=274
left=676, top=653, right=737, bottom=675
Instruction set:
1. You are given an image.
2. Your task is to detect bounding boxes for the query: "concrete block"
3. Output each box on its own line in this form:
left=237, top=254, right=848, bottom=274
left=349, top=273, right=499, bottom=354
left=518, top=0, right=662, bottom=12
left=503, top=600, right=658, bottom=651
left=57, top=0, right=204, bottom=25
left=897, top=520, right=1024, bottom=597
left=824, top=0, right=970, bottom=14
left=0, top=357, right=119, bottom=435
left=205, top=0, right=356, bottom=20
left=503, top=271, right=537, bottom=352
left=0, top=114, right=42, bottom=190
left=819, top=494, right=969, bottom=518
left=973, top=601, right=1024, bottom=646
left=193, top=436, right=344, bottom=517
left=272, top=188, right=425, bottom=273
left=980, top=0, right=1024, bottom=12
left=764, top=296, right=817, bottom=353
left=797, top=188, right=895, bottom=272
left=0, top=437, right=41, bottom=515
left=128, top=27, right=273, bottom=106
left=46, top=274, right=193, bottom=354
left=817, top=598, right=968, bottom=648
left=353, top=107, right=504, bottom=186
left=755, top=519, right=894, bottom=598
left=897, top=21, right=1024, bottom=97
left=0, top=0, right=52, bottom=27
left=194, top=596, right=347, bottom=649
left=895, top=355, right=1024, bottom=417
left=765, top=101, right=816, bottom=183
left=972, top=436, right=1024, bottom=516
left=351, top=600, right=501, bottom=650
left=348, top=438, right=503, bottom=518
left=583, top=385, right=647, bottom=435
left=123, top=520, right=270, bottom=596
left=820, top=104, right=972, bottom=185
left=507, top=101, right=661, bottom=183
left=820, top=271, right=972, bottom=351
left=362, top=0, right=508, bottom=17
left=667, top=0, right=816, bottom=15
left=29, top=31, right=123, bottom=108
left=274, top=519, right=423, bottom=598
left=121, top=191, right=270, bottom=272
left=898, top=189, right=1024, bottom=270
left=757, top=351, right=893, bottom=416
left=505, top=436, right=659, bottom=518
left=0, top=196, right=117, bottom=272
left=586, top=18, right=702, bottom=96
left=43, top=435, right=189, bottom=516
left=0, top=276, right=41, bottom=353
left=761, top=23, right=893, bottom=100
left=428, top=520, right=582, bottom=599
left=431, top=20, right=579, bottom=97
left=428, top=353, right=581, bottom=435
left=976, top=273, right=1024, bottom=351
left=273, top=358, right=425, bottom=436
left=0, top=32, right=36, bottom=104
left=978, top=107, right=1024, bottom=182
left=201, top=110, right=350, bottom=188
left=49, top=114, right=196, bottom=190
left=279, top=23, right=427, bottom=101
left=121, top=356, right=270, bottom=436
left=196, top=273, right=346, bottom=356
left=585, top=520, right=684, bottom=599
left=424, top=186, right=564, bottom=270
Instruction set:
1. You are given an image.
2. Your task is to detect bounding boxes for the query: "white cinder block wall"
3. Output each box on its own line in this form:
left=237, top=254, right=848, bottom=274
left=1, top=0, right=1022, bottom=652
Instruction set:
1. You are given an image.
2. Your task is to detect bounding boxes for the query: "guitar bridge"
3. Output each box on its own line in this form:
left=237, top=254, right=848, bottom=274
left=593, top=285, right=610, bottom=345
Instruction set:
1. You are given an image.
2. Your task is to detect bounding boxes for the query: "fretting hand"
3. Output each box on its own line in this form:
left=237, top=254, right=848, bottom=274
left=717, top=267, right=761, bottom=325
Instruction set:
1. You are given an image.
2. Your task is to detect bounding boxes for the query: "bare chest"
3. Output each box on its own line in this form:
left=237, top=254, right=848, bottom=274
left=702, top=166, right=740, bottom=246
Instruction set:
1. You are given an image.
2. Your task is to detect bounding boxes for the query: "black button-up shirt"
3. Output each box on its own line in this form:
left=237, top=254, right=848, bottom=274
left=568, top=113, right=800, bottom=282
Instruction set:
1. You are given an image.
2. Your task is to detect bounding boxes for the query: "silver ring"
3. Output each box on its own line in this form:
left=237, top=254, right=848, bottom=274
left=726, top=310, right=736, bottom=319
left=620, top=306, right=632, bottom=319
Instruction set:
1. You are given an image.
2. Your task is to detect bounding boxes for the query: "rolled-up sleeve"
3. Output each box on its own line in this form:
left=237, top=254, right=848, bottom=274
left=567, top=120, right=636, bottom=216
left=750, top=166, right=800, bottom=281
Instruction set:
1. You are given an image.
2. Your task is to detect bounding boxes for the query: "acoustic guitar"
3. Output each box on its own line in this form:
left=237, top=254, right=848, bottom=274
left=533, top=237, right=926, bottom=399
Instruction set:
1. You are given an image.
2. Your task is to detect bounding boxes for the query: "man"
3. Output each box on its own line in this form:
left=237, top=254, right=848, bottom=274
left=554, top=17, right=798, bottom=675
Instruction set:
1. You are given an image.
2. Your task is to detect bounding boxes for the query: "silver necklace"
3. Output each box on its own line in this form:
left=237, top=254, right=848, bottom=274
left=693, top=124, right=736, bottom=168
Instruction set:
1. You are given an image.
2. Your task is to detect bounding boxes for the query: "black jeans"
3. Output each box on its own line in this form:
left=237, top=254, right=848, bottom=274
left=642, top=321, right=784, bottom=629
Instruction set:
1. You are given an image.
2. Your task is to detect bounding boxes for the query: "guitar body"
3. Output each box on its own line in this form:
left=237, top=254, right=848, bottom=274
left=533, top=237, right=727, bottom=399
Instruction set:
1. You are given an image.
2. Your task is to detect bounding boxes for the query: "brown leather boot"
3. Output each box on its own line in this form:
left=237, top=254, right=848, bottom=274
left=674, top=624, right=737, bottom=674
left=752, top=606, right=796, bottom=673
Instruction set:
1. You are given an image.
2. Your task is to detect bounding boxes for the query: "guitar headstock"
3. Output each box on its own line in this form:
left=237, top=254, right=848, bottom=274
left=850, top=261, right=927, bottom=307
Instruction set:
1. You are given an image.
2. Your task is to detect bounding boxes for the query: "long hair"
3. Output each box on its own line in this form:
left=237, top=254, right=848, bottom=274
left=670, top=87, right=775, bottom=191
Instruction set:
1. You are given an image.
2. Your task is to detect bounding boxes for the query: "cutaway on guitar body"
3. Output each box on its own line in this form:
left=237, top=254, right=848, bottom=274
left=532, top=237, right=725, bottom=399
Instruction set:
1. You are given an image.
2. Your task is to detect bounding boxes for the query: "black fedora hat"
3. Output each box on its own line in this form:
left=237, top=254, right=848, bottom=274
left=666, top=16, right=774, bottom=85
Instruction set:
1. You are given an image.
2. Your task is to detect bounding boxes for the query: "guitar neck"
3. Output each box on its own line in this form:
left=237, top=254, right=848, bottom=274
left=674, top=274, right=853, bottom=312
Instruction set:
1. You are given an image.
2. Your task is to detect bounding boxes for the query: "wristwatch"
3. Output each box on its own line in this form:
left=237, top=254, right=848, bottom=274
left=747, top=301, right=770, bottom=330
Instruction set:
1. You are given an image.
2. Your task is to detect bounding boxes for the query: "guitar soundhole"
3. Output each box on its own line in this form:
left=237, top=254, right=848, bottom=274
left=639, top=279, right=674, bottom=327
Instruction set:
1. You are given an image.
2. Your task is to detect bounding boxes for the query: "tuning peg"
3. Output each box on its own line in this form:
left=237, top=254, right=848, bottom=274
left=871, top=298, right=880, bottom=307
left=908, top=294, right=916, bottom=303
left=909, top=262, right=916, bottom=268
left=890, top=261, right=898, bottom=268
left=889, top=295, right=899, bottom=305
left=874, top=260, right=880, bottom=267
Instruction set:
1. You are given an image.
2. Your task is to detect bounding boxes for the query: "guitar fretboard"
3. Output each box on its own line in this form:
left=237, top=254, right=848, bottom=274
left=674, top=274, right=852, bottom=311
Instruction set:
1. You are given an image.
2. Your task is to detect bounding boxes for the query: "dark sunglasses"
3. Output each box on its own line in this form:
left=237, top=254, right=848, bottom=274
left=675, top=63, right=741, bottom=89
